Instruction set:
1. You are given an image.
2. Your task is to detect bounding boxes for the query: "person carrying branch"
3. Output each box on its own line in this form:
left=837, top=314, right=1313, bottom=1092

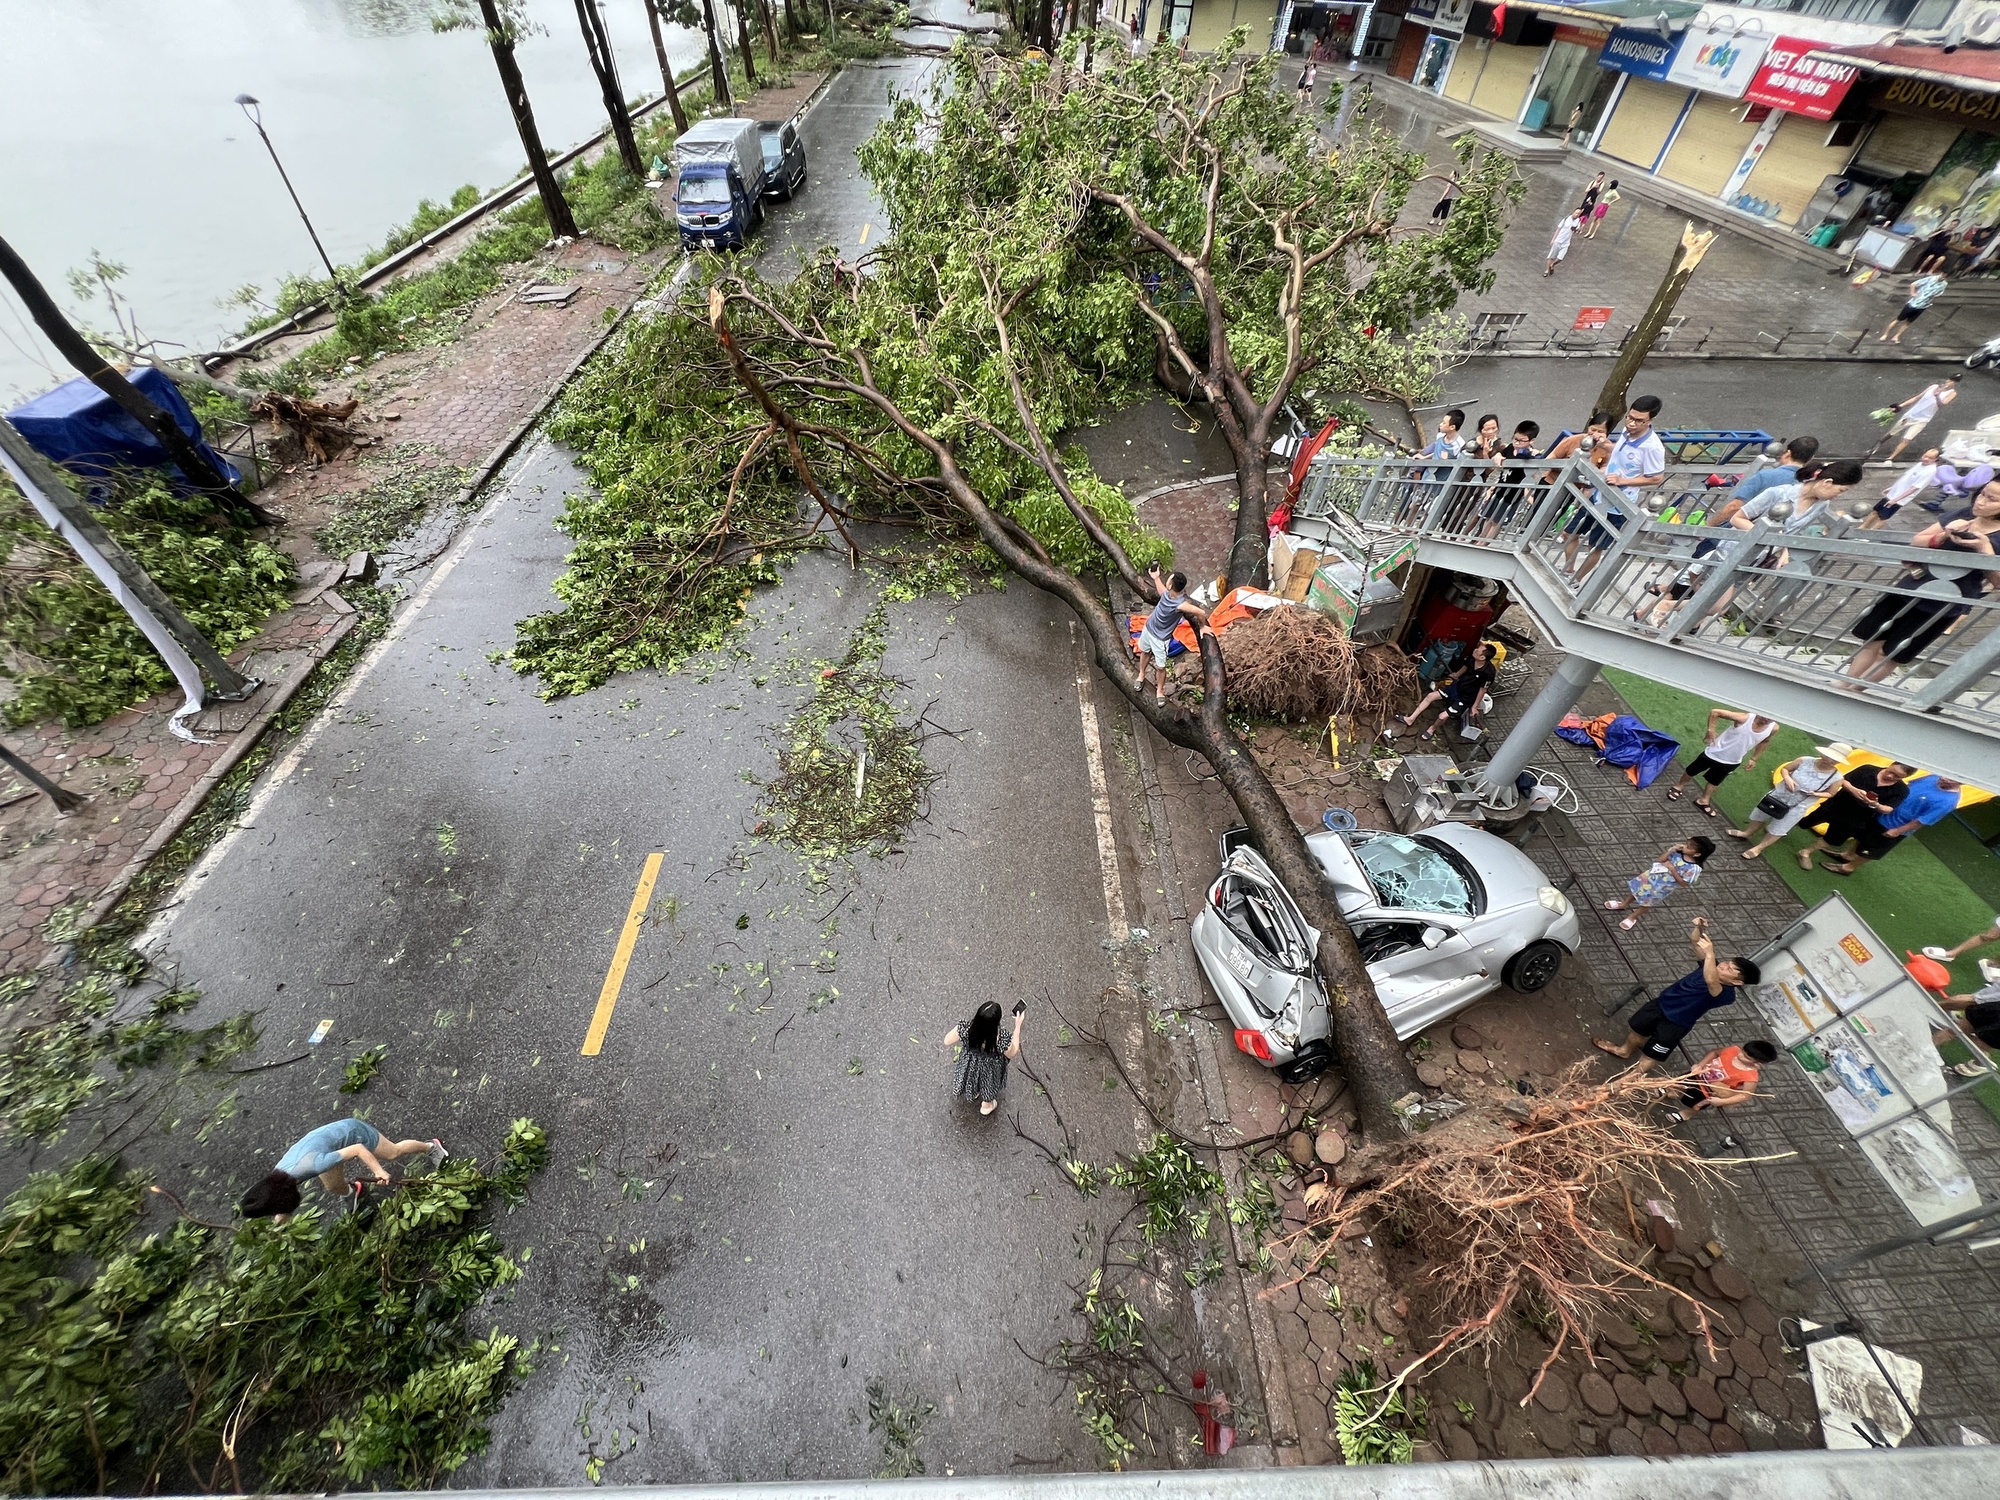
left=240, top=1117, right=446, bottom=1222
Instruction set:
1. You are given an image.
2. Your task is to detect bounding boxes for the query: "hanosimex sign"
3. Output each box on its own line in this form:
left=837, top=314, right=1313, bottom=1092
left=1598, top=24, right=1681, bottom=81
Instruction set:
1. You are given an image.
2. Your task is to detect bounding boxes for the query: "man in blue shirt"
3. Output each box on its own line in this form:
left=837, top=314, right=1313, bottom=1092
left=1563, top=395, right=1667, bottom=584
left=1716, top=436, right=1819, bottom=523
left=1828, top=773, right=1963, bottom=875
left=1595, top=918, right=1761, bottom=1073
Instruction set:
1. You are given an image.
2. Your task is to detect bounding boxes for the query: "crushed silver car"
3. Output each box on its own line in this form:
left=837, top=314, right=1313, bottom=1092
left=1189, top=824, right=1582, bottom=1081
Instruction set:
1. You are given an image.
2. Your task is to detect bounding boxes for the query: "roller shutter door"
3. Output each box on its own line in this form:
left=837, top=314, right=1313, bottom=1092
left=1741, top=112, right=1859, bottom=224
left=1660, top=93, right=1761, bottom=197
left=1468, top=42, right=1543, bottom=121
left=1187, top=0, right=1277, bottom=55
left=1444, top=38, right=1482, bottom=102
left=1599, top=78, right=1688, bottom=173
left=1854, top=114, right=1959, bottom=178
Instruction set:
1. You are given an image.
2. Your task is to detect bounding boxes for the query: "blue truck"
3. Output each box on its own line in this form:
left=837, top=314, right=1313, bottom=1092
left=672, top=117, right=807, bottom=252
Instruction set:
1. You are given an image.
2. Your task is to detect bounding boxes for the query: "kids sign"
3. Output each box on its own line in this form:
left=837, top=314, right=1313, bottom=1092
left=1665, top=22, right=1770, bottom=100
left=1743, top=36, right=1859, bottom=121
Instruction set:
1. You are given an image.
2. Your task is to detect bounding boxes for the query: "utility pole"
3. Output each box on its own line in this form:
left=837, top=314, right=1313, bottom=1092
left=0, top=420, right=257, bottom=704
left=0, top=234, right=257, bottom=520
left=574, top=0, right=646, bottom=176
left=644, top=0, right=690, bottom=134
left=1596, top=221, right=1716, bottom=419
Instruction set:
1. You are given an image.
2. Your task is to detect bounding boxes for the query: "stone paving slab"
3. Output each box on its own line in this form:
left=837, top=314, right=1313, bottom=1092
left=1315, top=69, right=1990, bottom=360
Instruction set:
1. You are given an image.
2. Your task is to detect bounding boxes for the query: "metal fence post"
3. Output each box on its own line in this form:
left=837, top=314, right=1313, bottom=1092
left=1660, top=523, right=1770, bottom=638
left=1908, top=622, right=2000, bottom=710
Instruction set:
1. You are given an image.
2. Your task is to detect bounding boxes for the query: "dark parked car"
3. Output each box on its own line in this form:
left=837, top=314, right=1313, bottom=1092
left=757, top=120, right=806, bottom=200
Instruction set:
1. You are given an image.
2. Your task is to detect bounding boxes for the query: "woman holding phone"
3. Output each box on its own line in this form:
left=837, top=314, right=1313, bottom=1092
left=943, top=1001, right=1026, bottom=1115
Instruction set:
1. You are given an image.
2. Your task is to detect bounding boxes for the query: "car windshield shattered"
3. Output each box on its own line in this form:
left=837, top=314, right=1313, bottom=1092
left=1350, top=833, right=1480, bottom=916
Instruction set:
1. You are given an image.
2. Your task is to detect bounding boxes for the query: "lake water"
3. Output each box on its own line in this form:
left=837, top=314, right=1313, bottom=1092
left=0, top=0, right=710, bottom=402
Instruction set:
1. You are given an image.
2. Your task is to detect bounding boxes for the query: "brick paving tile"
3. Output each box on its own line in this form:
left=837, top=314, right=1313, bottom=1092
left=1711, top=1423, right=1749, bottom=1453
left=1731, top=1338, right=1771, bottom=1381
left=1605, top=1425, right=1644, bottom=1457
left=1612, top=1372, right=1653, bottom=1417
left=1577, top=1370, right=1619, bottom=1418
left=1684, top=1376, right=1726, bottom=1421
left=1646, top=1373, right=1688, bottom=1417
left=1641, top=1425, right=1677, bottom=1457
left=1677, top=1426, right=1714, bottom=1455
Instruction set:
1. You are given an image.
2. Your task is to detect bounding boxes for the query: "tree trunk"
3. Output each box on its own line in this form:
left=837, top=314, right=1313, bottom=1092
left=707, top=299, right=1422, bottom=1140
left=702, top=0, right=734, bottom=104
left=477, top=0, right=580, bottom=238
left=644, top=0, right=690, bottom=133
left=825, top=0, right=838, bottom=44
left=0, top=234, right=259, bottom=522
left=756, top=0, right=780, bottom=65
left=574, top=0, right=645, bottom=177
left=1596, top=223, right=1714, bottom=419
left=1034, top=0, right=1055, bottom=48
left=1225, top=438, right=1271, bottom=592
left=735, top=0, right=760, bottom=84
left=783, top=0, right=800, bottom=38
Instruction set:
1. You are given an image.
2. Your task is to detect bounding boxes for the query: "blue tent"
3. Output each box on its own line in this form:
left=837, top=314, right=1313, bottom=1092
left=6, top=367, right=240, bottom=492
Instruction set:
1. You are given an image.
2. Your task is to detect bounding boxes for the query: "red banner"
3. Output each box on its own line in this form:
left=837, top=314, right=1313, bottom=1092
left=1573, top=306, right=1613, bottom=331
left=1744, top=36, right=1859, bottom=121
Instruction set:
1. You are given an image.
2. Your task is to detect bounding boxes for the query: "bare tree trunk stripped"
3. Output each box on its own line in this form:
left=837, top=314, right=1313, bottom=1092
left=475, top=0, right=580, bottom=238
left=643, top=0, right=691, bottom=133
left=574, top=0, right=646, bottom=177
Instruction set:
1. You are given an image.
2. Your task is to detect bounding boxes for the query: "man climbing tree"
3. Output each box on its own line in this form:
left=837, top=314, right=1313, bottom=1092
left=434, top=0, right=580, bottom=239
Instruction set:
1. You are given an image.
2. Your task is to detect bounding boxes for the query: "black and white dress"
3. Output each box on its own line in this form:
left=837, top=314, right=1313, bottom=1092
left=952, top=1017, right=1010, bottom=1104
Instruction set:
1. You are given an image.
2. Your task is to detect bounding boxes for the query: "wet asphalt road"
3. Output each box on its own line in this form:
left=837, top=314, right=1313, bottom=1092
left=142, top=46, right=1158, bottom=1486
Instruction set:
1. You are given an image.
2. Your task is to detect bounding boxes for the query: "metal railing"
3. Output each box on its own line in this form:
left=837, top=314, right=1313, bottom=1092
left=1296, top=452, right=2000, bottom=736
left=1454, top=306, right=1980, bottom=360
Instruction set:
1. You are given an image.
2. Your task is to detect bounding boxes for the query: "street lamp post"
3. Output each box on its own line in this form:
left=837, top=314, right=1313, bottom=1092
left=233, top=93, right=349, bottom=298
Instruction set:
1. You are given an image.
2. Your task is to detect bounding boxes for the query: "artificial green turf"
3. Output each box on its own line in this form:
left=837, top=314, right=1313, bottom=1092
left=1602, top=669, right=1999, bottom=993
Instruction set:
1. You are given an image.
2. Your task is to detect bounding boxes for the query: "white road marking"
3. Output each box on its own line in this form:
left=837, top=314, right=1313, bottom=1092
left=1070, top=621, right=1128, bottom=942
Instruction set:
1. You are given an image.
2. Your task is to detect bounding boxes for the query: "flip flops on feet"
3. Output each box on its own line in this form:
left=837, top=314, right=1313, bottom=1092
left=1696, top=801, right=1719, bottom=818
left=1619, top=916, right=1640, bottom=930
left=1665, top=788, right=1685, bottom=802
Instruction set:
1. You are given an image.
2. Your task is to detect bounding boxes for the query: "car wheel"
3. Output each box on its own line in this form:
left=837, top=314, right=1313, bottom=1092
left=1277, top=1043, right=1334, bottom=1084
left=1503, top=939, right=1565, bottom=994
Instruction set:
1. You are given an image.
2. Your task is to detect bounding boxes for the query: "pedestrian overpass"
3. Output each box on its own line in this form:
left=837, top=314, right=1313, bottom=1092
left=1291, top=452, right=2000, bottom=788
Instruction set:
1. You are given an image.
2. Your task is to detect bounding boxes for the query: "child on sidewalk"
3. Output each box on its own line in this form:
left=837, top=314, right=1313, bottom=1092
left=1860, top=448, right=1941, bottom=530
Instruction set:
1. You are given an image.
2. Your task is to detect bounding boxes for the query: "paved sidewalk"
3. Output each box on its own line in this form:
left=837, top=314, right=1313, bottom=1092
left=1313, top=69, right=1992, bottom=359
left=1480, top=633, right=2000, bottom=1444
left=1129, top=464, right=2000, bottom=1446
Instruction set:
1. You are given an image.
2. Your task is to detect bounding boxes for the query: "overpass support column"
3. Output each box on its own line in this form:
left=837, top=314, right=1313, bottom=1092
left=1481, top=654, right=1603, bottom=791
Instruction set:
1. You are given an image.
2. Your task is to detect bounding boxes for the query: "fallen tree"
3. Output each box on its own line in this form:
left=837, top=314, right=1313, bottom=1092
left=859, top=34, right=1521, bottom=587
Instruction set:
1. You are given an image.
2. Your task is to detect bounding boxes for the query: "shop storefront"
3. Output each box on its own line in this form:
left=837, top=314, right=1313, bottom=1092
left=1592, top=24, right=1692, bottom=172
left=1524, top=23, right=1617, bottom=139
left=1181, top=0, right=1280, bottom=52
left=1402, top=0, right=1472, bottom=93
left=1274, top=0, right=1376, bottom=56
left=1867, top=78, right=2000, bottom=250
left=1442, top=31, right=1544, bottom=119
left=1724, top=40, right=1863, bottom=227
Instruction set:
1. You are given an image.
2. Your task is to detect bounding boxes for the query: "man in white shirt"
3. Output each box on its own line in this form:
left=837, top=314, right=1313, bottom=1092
left=1861, top=448, right=1940, bottom=530
left=1875, top=376, right=1959, bottom=464
left=1563, top=395, right=1666, bottom=584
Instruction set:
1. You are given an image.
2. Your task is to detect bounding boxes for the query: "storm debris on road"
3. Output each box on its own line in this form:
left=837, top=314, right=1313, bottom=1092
left=758, top=606, right=939, bottom=858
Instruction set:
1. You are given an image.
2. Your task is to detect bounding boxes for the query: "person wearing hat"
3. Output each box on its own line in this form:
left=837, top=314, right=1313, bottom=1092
left=1394, top=639, right=1502, bottom=741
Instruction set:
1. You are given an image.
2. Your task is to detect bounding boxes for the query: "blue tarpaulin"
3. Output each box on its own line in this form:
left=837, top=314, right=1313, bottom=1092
left=5, top=367, right=239, bottom=491
left=1556, top=712, right=1681, bottom=788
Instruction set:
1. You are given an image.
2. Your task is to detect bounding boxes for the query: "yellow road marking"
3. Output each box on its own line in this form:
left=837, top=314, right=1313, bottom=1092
left=857, top=221, right=871, bottom=243
left=582, top=852, right=663, bottom=1056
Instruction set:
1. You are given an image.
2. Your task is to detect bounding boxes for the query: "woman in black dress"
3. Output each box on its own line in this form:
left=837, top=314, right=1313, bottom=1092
left=1795, top=762, right=1911, bottom=874
left=943, top=1001, right=1025, bottom=1115
left=1844, top=484, right=2000, bottom=684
